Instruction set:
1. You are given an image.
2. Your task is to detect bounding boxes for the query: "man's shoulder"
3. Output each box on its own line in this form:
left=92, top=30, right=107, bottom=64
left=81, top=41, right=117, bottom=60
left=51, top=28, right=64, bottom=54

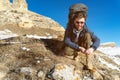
left=84, top=25, right=93, bottom=33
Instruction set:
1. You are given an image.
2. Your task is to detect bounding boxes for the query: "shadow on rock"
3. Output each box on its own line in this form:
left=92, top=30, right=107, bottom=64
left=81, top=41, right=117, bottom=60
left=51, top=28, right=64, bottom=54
left=41, top=39, right=65, bottom=56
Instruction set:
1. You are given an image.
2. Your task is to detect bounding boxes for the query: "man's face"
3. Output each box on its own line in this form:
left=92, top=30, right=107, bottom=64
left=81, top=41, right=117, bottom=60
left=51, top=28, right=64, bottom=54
left=74, top=17, right=85, bottom=31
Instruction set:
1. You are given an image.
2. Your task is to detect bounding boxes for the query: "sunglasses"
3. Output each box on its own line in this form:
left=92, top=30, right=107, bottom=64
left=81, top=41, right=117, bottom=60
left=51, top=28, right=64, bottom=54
left=75, top=21, right=85, bottom=24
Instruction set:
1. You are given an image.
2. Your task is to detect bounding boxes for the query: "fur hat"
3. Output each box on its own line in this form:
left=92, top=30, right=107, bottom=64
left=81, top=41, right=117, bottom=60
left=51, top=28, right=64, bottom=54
left=69, top=3, right=88, bottom=19
left=69, top=3, right=88, bottom=14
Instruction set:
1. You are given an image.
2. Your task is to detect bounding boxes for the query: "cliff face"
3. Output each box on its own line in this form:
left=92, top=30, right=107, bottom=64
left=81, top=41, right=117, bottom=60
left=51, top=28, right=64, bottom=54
left=0, top=0, right=120, bottom=80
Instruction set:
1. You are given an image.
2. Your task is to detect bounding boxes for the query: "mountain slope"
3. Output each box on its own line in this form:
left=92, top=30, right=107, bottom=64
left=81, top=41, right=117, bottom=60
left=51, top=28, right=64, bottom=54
left=0, top=1, right=120, bottom=80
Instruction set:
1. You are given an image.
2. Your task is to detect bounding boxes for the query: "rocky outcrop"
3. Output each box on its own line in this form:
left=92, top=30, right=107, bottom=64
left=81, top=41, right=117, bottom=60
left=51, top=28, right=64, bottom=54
left=0, top=0, right=11, bottom=11
left=100, top=42, right=116, bottom=47
left=0, top=10, right=64, bottom=36
left=0, top=0, right=28, bottom=12
left=0, top=0, right=64, bottom=35
left=49, top=63, right=82, bottom=80
left=12, top=0, right=28, bottom=12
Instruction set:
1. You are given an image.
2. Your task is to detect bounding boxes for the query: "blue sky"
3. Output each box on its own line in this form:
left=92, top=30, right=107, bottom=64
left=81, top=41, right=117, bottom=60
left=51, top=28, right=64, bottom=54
left=11, top=0, right=120, bottom=46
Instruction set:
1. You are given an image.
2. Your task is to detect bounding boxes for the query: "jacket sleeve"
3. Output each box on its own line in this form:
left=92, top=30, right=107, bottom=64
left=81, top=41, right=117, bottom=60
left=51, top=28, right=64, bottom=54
left=64, top=26, right=80, bottom=50
left=91, top=33, right=100, bottom=50
left=88, top=29, right=100, bottom=50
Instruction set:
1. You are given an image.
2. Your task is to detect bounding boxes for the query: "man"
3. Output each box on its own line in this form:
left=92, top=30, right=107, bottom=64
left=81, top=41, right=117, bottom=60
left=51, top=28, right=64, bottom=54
left=63, top=3, right=100, bottom=70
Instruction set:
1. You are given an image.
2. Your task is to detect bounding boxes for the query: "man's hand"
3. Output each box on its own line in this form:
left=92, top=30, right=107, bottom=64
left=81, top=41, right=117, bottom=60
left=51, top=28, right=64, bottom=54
left=85, top=47, right=94, bottom=54
left=79, top=47, right=94, bottom=54
left=79, top=46, right=86, bottom=53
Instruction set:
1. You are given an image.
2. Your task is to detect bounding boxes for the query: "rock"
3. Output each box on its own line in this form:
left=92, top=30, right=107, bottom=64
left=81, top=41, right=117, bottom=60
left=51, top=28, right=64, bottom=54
left=37, top=70, right=46, bottom=80
left=0, top=0, right=11, bottom=11
left=50, top=63, right=82, bottom=80
left=90, top=69, right=103, bottom=80
left=0, top=63, right=9, bottom=79
left=20, top=67, right=37, bottom=76
left=100, top=42, right=116, bottom=47
left=12, top=0, right=28, bottom=12
left=18, top=17, right=33, bottom=28
left=0, top=0, right=28, bottom=12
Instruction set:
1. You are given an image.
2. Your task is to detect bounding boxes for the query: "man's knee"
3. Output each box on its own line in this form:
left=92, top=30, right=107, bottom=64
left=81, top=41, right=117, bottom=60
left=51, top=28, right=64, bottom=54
left=85, top=32, right=91, bottom=41
left=64, top=46, right=74, bottom=56
left=84, top=32, right=92, bottom=49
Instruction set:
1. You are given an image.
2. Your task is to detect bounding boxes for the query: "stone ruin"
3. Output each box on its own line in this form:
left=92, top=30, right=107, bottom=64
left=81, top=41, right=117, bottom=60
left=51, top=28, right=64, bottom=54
left=0, top=0, right=28, bottom=12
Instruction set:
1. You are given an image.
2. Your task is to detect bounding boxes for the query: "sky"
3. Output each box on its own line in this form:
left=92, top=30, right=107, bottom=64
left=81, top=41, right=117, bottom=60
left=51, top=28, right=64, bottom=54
left=10, top=0, right=120, bottom=46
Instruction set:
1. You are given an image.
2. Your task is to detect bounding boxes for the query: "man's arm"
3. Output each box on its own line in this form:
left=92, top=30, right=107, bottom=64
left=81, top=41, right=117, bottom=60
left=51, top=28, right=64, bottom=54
left=64, top=26, right=80, bottom=50
left=90, top=32, right=100, bottom=50
left=85, top=25, right=100, bottom=51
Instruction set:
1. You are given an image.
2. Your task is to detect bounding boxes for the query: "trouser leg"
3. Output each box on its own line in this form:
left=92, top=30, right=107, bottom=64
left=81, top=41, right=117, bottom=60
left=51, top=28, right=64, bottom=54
left=86, top=53, right=94, bottom=69
left=78, top=32, right=91, bottom=49
left=64, top=46, right=78, bottom=60
left=64, top=46, right=74, bottom=56
left=73, top=51, right=78, bottom=60
left=78, top=32, right=94, bottom=69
